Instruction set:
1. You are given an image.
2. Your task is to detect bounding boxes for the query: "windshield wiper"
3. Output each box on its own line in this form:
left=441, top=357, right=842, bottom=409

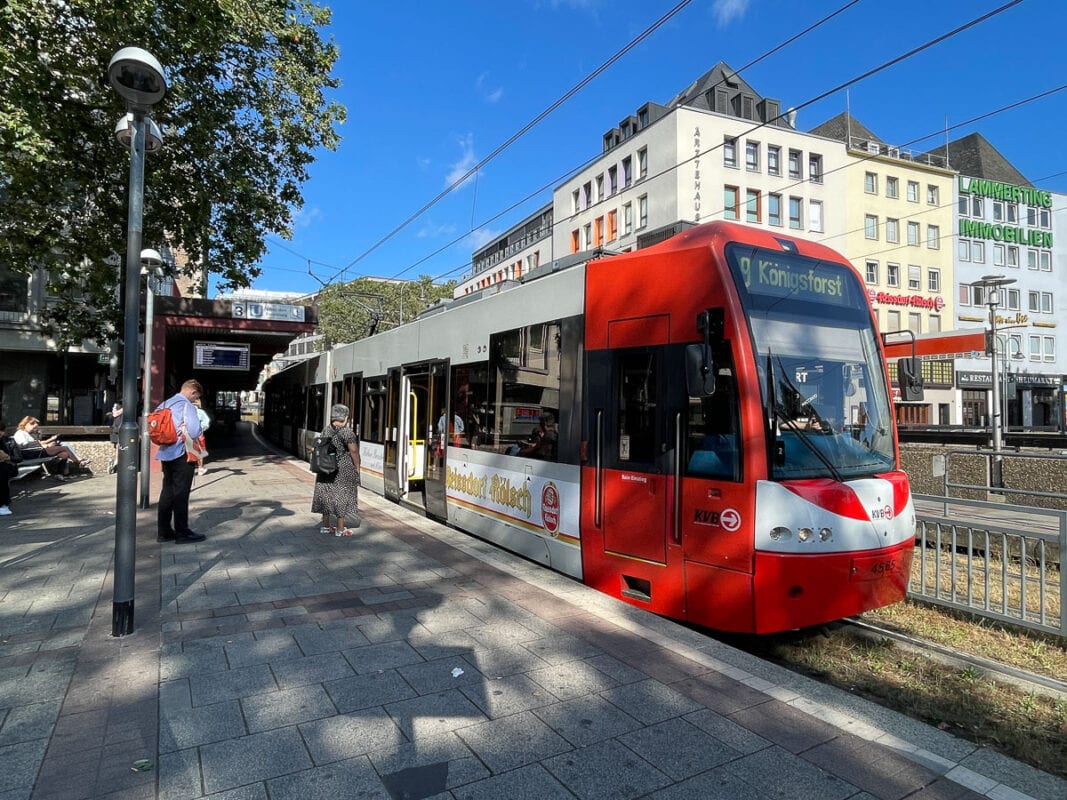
left=769, top=354, right=844, bottom=483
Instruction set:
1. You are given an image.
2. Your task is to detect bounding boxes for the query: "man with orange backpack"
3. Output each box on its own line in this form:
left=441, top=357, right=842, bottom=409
left=154, top=379, right=206, bottom=543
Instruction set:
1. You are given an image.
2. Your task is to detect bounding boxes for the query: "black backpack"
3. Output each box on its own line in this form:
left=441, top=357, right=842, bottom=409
left=309, top=429, right=338, bottom=476
left=0, top=435, right=23, bottom=464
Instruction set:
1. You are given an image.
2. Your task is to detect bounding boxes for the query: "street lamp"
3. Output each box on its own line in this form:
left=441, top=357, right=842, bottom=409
left=971, top=275, right=1017, bottom=489
left=139, top=248, right=164, bottom=510
left=109, top=47, right=167, bottom=636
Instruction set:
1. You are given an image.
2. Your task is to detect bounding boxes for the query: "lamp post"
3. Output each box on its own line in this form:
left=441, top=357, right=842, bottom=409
left=109, top=47, right=167, bottom=636
left=972, top=275, right=1016, bottom=489
left=139, top=249, right=163, bottom=510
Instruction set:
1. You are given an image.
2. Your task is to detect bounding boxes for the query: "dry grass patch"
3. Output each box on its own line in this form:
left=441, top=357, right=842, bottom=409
left=738, top=601, right=1067, bottom=779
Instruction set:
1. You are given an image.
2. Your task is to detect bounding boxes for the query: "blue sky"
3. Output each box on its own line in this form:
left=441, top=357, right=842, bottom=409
left=230, top=0, right=1067, bottom=298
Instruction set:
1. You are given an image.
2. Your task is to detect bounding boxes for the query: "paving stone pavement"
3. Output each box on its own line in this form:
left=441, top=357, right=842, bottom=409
left=0, top=425, right=1064, bottom=800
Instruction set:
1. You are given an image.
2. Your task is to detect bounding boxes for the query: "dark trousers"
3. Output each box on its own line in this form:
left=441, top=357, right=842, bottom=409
left=0, top=461, right=17, bottom=506
left=158, top=457, right=196, bottom=534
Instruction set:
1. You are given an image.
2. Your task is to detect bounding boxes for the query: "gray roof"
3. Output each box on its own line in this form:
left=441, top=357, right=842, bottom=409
left=922, top=133, right=1030, bottom=186
left=808, top=112, right=881, bottom=145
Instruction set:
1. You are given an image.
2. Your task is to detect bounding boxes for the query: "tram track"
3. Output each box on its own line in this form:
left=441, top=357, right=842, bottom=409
left=840, top=617, right=1067, bottom=700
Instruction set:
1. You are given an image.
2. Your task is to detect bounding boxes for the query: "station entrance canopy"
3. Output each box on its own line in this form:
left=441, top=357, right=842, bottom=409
left=148, top=295, right=315, bottom=408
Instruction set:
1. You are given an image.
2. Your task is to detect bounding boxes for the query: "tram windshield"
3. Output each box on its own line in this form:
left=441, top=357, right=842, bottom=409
left=726, top=244, right=895, bottom=481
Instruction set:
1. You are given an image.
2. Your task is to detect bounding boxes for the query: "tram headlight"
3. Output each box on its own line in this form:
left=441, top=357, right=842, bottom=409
left=819, top=527, right=833, bottom=542
left=769, top=526, right=792, bottom=541
left=797, top=527, right=814, bottom=542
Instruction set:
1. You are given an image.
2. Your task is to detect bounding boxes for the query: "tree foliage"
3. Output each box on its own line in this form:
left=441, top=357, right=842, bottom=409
left=317, top=276, right=458, bottom=347
left=0, top=0, right=346, bottom=346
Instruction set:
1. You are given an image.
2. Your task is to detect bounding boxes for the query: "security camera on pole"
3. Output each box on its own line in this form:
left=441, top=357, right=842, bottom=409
left=108, top=47, right=167, bottom=636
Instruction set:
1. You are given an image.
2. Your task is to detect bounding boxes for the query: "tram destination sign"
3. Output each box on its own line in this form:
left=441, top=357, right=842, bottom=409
left=730, top=246, right=854, bottom=307
left=194, top=341, right=250, bottom=371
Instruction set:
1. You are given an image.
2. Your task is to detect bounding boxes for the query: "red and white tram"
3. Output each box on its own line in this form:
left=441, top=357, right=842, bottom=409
left=263, top=221, right=920, bottom=633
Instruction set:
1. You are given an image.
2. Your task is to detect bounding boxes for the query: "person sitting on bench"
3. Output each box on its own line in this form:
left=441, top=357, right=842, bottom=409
left=13, top=416, right=90, bottom=476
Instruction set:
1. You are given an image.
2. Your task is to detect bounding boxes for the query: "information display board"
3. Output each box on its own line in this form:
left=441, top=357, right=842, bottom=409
left=194, top=341, right=250, bottom=371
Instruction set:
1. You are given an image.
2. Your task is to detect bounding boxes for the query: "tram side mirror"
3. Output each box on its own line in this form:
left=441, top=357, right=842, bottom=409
left=685, top=344, right=716, bottom=397
left=897, top=357, right=924, bottom=402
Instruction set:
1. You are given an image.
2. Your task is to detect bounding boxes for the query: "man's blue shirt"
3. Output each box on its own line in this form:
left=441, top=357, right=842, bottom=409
left=154, top=392, right=203, bottom=462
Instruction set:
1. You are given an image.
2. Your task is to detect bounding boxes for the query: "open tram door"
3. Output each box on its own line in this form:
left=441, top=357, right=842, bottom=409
left=381, top=361, right=449, bottom=519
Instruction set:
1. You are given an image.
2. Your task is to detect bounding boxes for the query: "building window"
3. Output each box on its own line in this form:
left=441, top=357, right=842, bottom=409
left=958, top=239, right=971, bottom=262
left=608, top=165, right=618, bottom=195
left=970, top=196, right=983, bottom=217
left=570, top=230, right=580, bottom=254
left=908, top=265, right=921, bottom=291
left=745, top=189, right=761, bottom=223
left=887, top=310, right=901, bottom=331
left=724, top=186, right=739, bottom=221
left=971, top=241, right=984, bottom=263
left=864, top=172, right=878, bottom=194
left=907, top=180, right=919, bottom=202
left=767, top=145, right=781, bottom=176
left=993, top=200, right=1003, bottom=221
left=928, top=269, right=940, bottom=292
left=993, top=243, right=1005, bottom=266
left=788, top=196, right=802, bottom=229
left=638, top=194, right=648, bottom=228
left=746, top=140, right=760, bottom=172
left=865, top=260, right=879, bottom=284
left=582, top=182, right=592, bottom=209
left=927, top=185, right=939, bottom=206
left=594, top=216, right=604, bottom=247
left=887, top=263, right=900, bottom=288
left=907, top=221, right=920, bottom=246
left=1006, top=288, right=1020, bottom=310
left=809, top=199, right=823, bottom=232
left=638, top=147, right=648, bottom=179
left=622, top=156, right=633, bottom=187
left=788, top=149, right=801, bottom=179
left=571, top=189, right=580, bottom=215
left=583, top=223, right=592, bottom=249
left=623, top=202, right=633, bottom=234
left=886, top=176, right=899, bottom=198
left=768, top=193, right=782, bottom=226
left=1007, top=245, right=1019, bottom=266
left=929, top=314, right=941, bottom=333
left=886, top=218, right=899, bottom=243
left=607, top=209, right=618, bottom=241
left=927, top=224, right=940, bottom=249
left=808, top=154, right=822, bottom=183
left=595, top=174, right=604, bottom=202
left=864, top=214, right=878, bottom=239
left=723, top=137, right=737, bottom=168
left=1007, top=203, right=1017, bottom=223
left=909, top=312, right=922, bottom=334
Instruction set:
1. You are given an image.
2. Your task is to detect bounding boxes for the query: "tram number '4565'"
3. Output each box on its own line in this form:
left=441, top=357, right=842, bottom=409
left=869, top=560, right=896, bottom=576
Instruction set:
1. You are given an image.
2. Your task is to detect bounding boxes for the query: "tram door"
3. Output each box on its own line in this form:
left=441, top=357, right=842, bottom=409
left=587, top=344, right=672, bottom=564
left=382, top=361, right=449, bottom=516
left=383, top=368, right=403, bottom=502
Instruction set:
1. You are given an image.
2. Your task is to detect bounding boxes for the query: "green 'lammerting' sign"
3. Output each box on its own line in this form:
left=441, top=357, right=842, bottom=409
left=959, top=177, right=1052, bottom=208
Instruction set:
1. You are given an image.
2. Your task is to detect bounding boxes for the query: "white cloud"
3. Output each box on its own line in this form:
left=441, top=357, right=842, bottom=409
left=467, top=228, right=501, bottom=250
left=445, top=133, right=479, bottom=188
left=417, top=222, right=458, bottom=239
left=292, top=206, right=321, bottom=229
left=712, top=0, right=750, bottom=27
left=476, top=72, right=504, bottom=104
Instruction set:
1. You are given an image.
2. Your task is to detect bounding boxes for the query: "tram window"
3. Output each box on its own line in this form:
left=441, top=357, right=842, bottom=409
left=452, top=363, right=489, bottom=450
left=307, top=385, right=326, bottom=430
left=488, top=321, right=562, bottom=459
left=362, top=378, right=386, bottom=444
left=687, top=358, right=741, bottom=481
left=617, top=351, right=658, bottom=463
